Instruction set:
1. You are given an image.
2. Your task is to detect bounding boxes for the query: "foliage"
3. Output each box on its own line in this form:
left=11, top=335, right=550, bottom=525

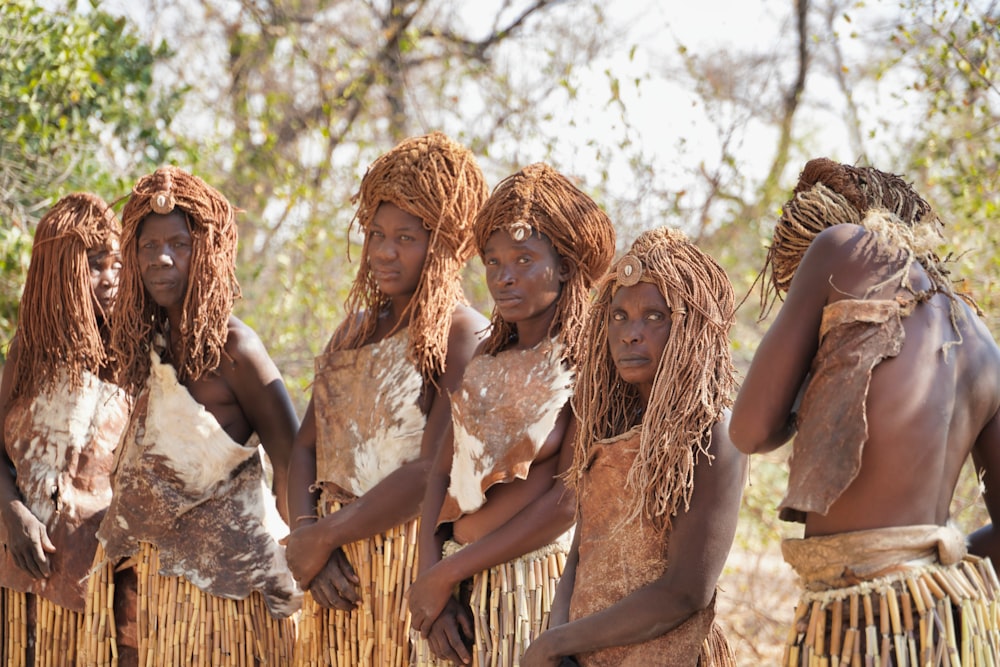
left=0, top=0, right=182, bottom=357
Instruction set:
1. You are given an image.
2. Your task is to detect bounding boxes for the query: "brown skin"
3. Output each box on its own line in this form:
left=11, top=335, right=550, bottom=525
left=283, top=203, right=488, bottom=612
left=522, top=281, right=747, bottom=666
left=729, top=223, right=1000, bottom=559
left=0, top=244, right=122, bottom=579
left=409, top=230, right=579, bottom=665
left=136, top=212, right=297, bottom=521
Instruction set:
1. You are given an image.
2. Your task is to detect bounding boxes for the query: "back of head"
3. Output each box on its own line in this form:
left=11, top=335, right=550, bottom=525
left=13, top=192, right=120, bottom=400
left=473, top=163, right=616, bottom=365
left=766, top=157, right=940, bottom=297
left=338, top=132, right=489, bottom=384
left=570, top=226, right=736, bottom=531
left=114, top=166, right=240, bottom=394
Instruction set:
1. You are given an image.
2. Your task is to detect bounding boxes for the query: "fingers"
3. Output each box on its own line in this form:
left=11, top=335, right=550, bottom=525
left=332, top=550, right=360, bottom=585
left=308, top=575, right=354, bottom=611
left=428, top=616, right=471, bottom=665
left=326, top=557, right=360, bottom=604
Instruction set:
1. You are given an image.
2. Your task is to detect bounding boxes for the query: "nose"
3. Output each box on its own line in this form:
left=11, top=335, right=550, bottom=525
left=493, top=263, right=515, bottom=287
left=152, top=245, right=175, bottom=267
left=99, top=264, right=119, bottom=287
left=370, top=239, right=397, bottom=262
left=620, top=320, right=642, bottom=345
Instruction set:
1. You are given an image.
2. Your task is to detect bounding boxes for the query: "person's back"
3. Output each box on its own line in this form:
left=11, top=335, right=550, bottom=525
left=792, top=222, right=1000, bottom=539
left=731, top=157, right=1000, bottom=665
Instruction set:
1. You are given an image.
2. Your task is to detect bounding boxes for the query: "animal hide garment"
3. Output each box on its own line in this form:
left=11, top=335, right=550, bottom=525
left=96, top=349, right=301, bottom=618
left=0, top=371, right=128, bottom=613
left=313, top=330, right=426, bottom=498
left=440, top=340, right=572, bottom=523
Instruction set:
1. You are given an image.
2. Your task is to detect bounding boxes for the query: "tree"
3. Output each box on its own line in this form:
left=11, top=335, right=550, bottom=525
left=0, top=0, right=181, bottom=354
left=117, top=0, right=626, bottom=398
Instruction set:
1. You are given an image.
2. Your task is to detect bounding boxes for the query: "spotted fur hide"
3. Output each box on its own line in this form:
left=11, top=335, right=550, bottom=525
left=0, top=371, right=128, bottom=612
left=96, top=351, right=301, bottom=618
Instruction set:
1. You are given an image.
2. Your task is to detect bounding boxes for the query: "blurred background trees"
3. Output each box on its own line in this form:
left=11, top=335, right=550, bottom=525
left=1, top=0, right=997, bottom=659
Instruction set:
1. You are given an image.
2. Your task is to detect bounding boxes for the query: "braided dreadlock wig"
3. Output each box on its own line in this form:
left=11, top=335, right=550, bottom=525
left=9, top=192, right=120, bottom=402
left=764, top=158, right=952, bottom=303
left=473, top=163, right=616, bottom=367
left=567, top=227, right=737, bottom=532
left=113, top=166, right=240, bottom=396
left=762, top=157, right=973, bottom=349
left=332, top=132, right=488, bottom=385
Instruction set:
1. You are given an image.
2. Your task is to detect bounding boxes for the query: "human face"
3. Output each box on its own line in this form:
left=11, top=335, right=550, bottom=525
left=88, top=240, right=122, bottom=318
left=482, top=229, right=568, bottom=335
left=136, top=211, right=192, bottom=317
left=608, top=282, right=672, bottom=404
left=366, top=203, right=430, bottom=299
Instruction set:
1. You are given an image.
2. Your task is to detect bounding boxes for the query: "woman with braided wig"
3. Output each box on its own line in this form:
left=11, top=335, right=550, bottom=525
left=0, top=193, right=129, bottom=666
left=407, top=163, right=616, bottom=666
left=524, top=227, right=744, bottom=667
left=730, top=158, right=1000, bottom=664
left=96, top=166, right=301, bottom=665
left=283, top=132, right=489, bottom=666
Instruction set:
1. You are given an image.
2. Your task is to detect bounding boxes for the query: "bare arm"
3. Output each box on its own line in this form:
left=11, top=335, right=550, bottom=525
left=523, top=419, right=746, bottom=664
left=729, top=227, right=863, bottom=454
left=284, top=305, right=486, bottom=589
left=969, top=409, right=1000, bottom=562
left=410, top=409, right=578, bottom=636
left=0, top=338, right=57, bottom=578
left=224, top=317, right=299, bottom=523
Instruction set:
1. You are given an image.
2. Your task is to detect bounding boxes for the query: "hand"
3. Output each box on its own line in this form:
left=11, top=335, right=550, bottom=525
left=408, top=564, right=456, bottom=636
left=521, top=630, right=570, bottom=667
left=1, top=501, right=56, bottom=579
left=283, top=520, right=335, bottom=588
left=307, top=549, right=360, bottom=611
left=425, top=598, right=473, bottom=665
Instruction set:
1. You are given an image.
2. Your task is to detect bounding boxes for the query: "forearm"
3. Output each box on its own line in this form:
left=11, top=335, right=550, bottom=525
left=967, top=524, right=1000, bottom=565
left=287, top=445, right=320, bottom=528
left=417, top=468, right=451, bottom=574
left=315, top=458, right=430, bottom=552
left=541, top=581, right=711, bottom=658
left=433, top=483, right=574, bottom=587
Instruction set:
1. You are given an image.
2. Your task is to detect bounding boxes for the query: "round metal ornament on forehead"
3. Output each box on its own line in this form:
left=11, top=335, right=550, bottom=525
left=507, top=220, right=533, bottom=242
left=151, top=191, right=176, bottom=215
left=616, top=255, right=643, bottom=287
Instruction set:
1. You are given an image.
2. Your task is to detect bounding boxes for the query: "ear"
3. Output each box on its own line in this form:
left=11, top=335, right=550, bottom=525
left=558, top=257, right=572, bottom=283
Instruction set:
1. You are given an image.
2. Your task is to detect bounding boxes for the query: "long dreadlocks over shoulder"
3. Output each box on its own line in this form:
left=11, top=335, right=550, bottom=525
left=568, top=227, right=737, bottom=532
left=333, top=132, right=488, bottom=384
left=11, top=192, right=120, bottom=402
left=113, top=166, right=240, bottom=395
left=473, top=163, right=616, bottom=366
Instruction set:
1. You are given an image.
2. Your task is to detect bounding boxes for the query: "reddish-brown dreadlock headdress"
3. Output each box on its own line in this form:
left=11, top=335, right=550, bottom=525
left=10, top=192, right=120, bottom=401
left=473, top=163, right=616, bottom=367
left=113, top=166, right=240, bottom=395
left=764, top=158, right=944, bottom=301
left=568, top=227, right=736, bottom=532
left=333, top=132, right=488, bottom=385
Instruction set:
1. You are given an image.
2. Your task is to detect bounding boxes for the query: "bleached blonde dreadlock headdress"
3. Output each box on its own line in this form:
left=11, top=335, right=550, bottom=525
left=473, top=163, right=616, bottom=367
left=568, top=226, right=737, bottom=532
left=11, top=192, right=120, bottom=401
left=113, top=166, right=240, bottom=395
left=333, top=132, right=488, bottom=385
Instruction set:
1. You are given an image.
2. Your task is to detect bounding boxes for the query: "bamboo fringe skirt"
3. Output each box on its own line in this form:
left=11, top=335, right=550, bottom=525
left=292, top=516, right=420, bottom=667
left=784, top=555, right=1000, bottom=666
left=1, top=545, right=117, bottom=667
left=410, top=540, right=568, bottom=667
left=128, top=541, right=296, bottom=666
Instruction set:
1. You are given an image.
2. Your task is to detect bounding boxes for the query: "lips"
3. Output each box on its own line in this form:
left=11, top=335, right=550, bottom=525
left=615, top=355, right=649, bottom=367
left=493, top=292, right=522, bottom=307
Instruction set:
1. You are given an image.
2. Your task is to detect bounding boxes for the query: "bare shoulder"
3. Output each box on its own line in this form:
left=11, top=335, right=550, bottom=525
left=449, top=303, right=490, bottom=340
left=221, top=316, right=282, bottom=380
